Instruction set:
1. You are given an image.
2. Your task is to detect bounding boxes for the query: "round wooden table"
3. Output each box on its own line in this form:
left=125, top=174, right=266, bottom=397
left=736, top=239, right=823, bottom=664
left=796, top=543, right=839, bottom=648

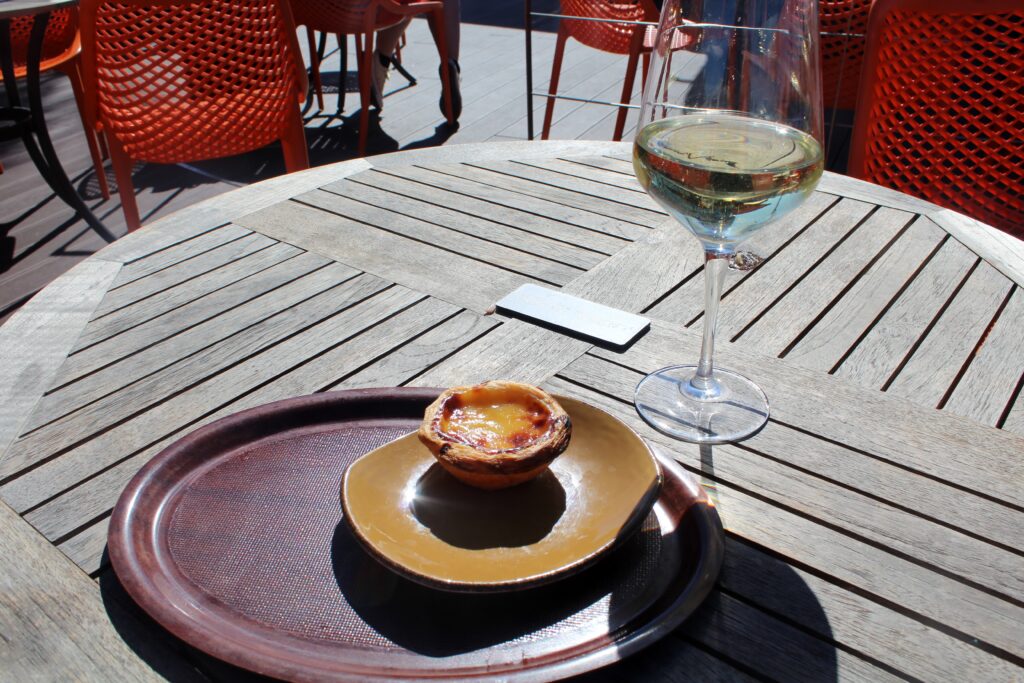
left=2, top=140, right=1022, bottom=681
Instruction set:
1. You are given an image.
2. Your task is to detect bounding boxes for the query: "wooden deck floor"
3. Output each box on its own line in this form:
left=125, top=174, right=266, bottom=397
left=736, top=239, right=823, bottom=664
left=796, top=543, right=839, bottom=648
left=0, top=1, right=850, bottom=324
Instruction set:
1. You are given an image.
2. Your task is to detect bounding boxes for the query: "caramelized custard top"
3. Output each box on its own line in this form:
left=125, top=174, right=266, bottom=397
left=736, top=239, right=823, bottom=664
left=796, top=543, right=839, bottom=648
left=435, top=385, right=554, bottom=454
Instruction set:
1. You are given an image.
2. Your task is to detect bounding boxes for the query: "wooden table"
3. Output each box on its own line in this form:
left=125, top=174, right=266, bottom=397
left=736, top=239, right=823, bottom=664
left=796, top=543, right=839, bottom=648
left=2, top=140, right=1022, bottom=681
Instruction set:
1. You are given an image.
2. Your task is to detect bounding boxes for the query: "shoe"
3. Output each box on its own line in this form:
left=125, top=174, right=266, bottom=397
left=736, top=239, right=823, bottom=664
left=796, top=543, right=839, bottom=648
left=439, top=58, right=461, bottom=122
left=371, top=50, right=389, bottom=110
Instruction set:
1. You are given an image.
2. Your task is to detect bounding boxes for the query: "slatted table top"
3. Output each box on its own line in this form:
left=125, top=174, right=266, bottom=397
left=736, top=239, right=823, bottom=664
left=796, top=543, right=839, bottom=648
left=2, top=140, right=1022, bottom=681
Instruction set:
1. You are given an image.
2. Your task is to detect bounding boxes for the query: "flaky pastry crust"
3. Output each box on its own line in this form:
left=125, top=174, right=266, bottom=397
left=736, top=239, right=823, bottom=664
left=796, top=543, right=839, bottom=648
left=418, top=380, right=572, bottom=490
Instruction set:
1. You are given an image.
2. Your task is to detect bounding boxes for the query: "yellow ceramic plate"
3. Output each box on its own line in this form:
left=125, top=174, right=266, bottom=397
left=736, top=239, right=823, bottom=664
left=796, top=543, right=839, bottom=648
left=341, top=396, right=662, bottom=592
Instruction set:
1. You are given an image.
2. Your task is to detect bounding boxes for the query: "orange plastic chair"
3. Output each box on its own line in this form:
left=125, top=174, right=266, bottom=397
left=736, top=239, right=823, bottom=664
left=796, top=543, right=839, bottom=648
left=290, top=0, right=455, bottom=156
left=8, top=8, right=110, bottom=198
left=849, top=0, right=1024, bottom=237
left=79, top=0, right=310, bottom=232
left=819, top=0, right=871, bottom=111
left=541, top=0, right=660, bottom=142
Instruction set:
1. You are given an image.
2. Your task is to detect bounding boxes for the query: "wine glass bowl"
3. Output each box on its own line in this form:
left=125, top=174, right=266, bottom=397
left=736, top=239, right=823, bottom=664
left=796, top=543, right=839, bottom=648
left=632, top=1, right=824, bottom=443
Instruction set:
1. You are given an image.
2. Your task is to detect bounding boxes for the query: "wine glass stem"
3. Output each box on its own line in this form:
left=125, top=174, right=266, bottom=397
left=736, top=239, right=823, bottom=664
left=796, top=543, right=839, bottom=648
left=688, top=251, right=729, bottom=400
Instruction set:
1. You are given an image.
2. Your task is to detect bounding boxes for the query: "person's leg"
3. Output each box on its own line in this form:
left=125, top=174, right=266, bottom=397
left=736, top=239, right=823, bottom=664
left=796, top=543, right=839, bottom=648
left=444, top=0, right=460, bottom=62
left=370, top=18, right=412, bottom=108
left=436, top=0, right=461, bottom=119
left=376, top=18, right=411, bottom=57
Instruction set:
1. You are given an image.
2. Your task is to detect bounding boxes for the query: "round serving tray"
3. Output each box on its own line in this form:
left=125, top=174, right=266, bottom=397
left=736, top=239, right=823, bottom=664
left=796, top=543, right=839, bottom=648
left=108, top=388, right=724, bottom=682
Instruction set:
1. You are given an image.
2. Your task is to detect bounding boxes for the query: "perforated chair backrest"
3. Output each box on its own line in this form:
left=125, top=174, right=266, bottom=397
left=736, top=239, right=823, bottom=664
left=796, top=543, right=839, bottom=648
left=819, top=0, right=870, bottom=111
left=849, top=0, right=1024, bottom=235
left=79, top=0, right=306, bottom=165
left=10, top=7, right=79, bottom=75
left=289, top=0, right=403, bottom=34
left=559, top=0, right=659, bottom=55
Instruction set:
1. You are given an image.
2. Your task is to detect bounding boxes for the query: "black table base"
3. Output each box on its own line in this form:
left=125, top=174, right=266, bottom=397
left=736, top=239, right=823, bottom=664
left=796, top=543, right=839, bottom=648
left=0, top=13, right=116, bottom=243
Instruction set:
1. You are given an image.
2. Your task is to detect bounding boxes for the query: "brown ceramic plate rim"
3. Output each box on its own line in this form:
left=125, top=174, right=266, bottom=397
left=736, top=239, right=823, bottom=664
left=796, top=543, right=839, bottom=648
left=340, top=395, right=664, bottom=593
left=108, top=388, right=725, bottom=682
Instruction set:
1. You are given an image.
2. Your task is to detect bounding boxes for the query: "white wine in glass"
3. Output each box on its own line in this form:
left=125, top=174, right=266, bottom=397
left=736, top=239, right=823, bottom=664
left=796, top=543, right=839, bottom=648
left=632, top=0, right=824, bottom=443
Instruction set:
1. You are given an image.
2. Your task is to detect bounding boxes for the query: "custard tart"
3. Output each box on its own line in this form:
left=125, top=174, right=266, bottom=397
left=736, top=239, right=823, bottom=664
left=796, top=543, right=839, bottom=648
left=418, top=380, right=572, bottom=489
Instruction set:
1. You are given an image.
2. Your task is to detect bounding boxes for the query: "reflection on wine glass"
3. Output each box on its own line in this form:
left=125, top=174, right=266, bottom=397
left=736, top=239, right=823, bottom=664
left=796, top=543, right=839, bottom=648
left=632, top=0, right=824, bottom=444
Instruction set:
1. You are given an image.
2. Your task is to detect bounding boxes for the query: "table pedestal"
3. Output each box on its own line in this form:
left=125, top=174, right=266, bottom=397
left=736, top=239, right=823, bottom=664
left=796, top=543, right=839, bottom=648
left=0, top=12, right=115, bottom=242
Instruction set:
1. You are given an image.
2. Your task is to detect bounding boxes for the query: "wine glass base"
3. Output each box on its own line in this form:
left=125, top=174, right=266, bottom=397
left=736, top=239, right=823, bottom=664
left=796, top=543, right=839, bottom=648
left=634, top=365, right=769, bottom=444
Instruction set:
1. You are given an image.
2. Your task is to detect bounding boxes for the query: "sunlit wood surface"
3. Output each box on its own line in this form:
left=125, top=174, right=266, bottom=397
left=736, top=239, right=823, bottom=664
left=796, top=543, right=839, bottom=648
left=1, top=140, right=1021, bottom=681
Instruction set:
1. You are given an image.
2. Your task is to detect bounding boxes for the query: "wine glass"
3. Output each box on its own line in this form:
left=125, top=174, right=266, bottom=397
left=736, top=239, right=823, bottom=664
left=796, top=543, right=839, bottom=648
left=632, top=0, right=824, bottom=443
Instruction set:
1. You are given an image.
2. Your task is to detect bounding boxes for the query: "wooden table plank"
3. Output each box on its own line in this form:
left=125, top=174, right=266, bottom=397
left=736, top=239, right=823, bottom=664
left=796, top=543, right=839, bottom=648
left=834, top=235, right=977, bottom=388
left=339, top=309, right=499, bottom=390
left=0, top=280, right=416, bottom=513
left=46, top=250, right=333, bottom=402
left=71, top=241, right=304, bottom=352
left=887, top=261, right=1014, bottom=407
left=554, top=358, right=1022, bottom=552
left=645, top=191, right=839, bottom=324
left=103, top=224, right=252, bottom=292
left=236, top=199, right=533, bottom=314
left=1003, top=391, right=1024, bottom=437
left=514, top=158, right=649, bottom=194
left=92, top=231, right=275, bottom=319
left=373, top=164, right=646, bottom=246
left=543, top=376, right=1024, bottom=663
left=943, top=287, right=1024, bottom=426
left=298, top=187, right=584, bottom=285
left=687, top=590, right=903, bottom=682
left=555, top=357, right=1024, bottom=601
left=328, top=169, right=610, bottom=269
left=736, top=206, right=915, bottom=355
left=783, top=216, right=948, bottom=372
left=594, top=321, right=1024, bottom=509
left=932, top=209, right=1024, bottom=288
left=0, top=260, right=120, bottom=466
left=720, top=537, right=1021, bottom=682
left=2, top=265, right=372, bottom=481
left=0, top=501, right=188, bottom=681
left=715, top=198, right=875, bottom=340
left=441, top=163, right=667, bottom=228
left=474, top=160, right=663, bottom=213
